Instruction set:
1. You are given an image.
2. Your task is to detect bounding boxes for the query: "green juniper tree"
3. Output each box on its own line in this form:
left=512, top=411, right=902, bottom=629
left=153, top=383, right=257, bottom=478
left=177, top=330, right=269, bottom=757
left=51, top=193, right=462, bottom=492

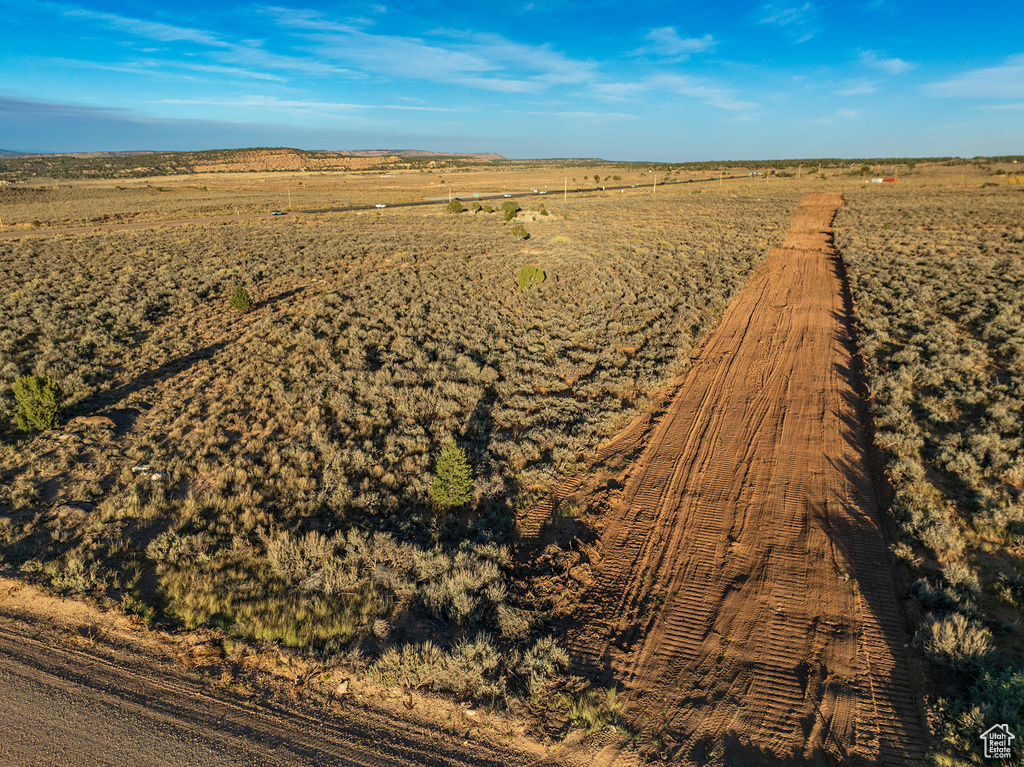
left=229, top=286, right=254, bottom=312
left=430, top=441, right=473, bottom=508
left=517, top=264, right=545, bottom=291
left=502, top=200, right=521, bottom=221
left=13, top=375, right=63, bottom=432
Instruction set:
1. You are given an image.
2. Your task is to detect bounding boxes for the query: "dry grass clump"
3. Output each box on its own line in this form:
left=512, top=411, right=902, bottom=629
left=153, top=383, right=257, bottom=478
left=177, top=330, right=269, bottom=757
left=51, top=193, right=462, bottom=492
left=916, top=612, right=994, bottom=669
left=567, top=685, right=624, bottom=733
left=835, top=179, right=1024, bottom=761
left=0, top=182, right=796, bottom=709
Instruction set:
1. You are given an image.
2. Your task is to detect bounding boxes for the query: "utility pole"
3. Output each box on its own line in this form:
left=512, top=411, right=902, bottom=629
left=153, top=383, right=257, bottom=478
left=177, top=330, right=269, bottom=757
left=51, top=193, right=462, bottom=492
left=653, top=174, right=657, bottom=194
left=564, top=177, right=567, bottom=202
left=0, top=212, right=4, bottom=233
left=448, top=184, right=452, bottom=203
left=798, top=164, right=802, bottom=177
left=287, top=185, right=292, bottom=210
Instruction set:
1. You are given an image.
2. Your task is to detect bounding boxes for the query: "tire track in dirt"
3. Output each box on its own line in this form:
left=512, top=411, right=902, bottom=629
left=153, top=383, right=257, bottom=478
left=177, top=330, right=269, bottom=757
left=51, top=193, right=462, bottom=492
left=0, top=622, right=535, bottom=767
left=559, top=194, right=926, bottom=765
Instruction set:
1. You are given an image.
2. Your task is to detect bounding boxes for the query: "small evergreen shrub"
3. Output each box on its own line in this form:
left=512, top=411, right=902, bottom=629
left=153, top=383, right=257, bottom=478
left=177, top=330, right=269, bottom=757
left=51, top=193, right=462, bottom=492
left=511, top=224, right=529, bottom=240
left=502, top=200, right=521, bottom=221
left=446, top=199, right=465, bottom=213
left=430, top=441, right=473, bottom=508
left=229, top=286, right=254, bottom=312
left=13, top=374, right=62, bottom=432
left=470, top=201, right=482, bottom=212
left=517, top=264, right=545, bottom=292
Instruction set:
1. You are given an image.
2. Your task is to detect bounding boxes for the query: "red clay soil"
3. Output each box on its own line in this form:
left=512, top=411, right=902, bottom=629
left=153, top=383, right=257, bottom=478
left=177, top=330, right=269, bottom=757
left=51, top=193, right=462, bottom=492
left=552, top=194, right=927, bottom=765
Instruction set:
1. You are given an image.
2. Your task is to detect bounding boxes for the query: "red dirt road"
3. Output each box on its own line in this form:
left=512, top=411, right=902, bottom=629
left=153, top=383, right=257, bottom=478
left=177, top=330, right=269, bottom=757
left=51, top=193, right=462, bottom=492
left=562, top=194, right=926, bottom=765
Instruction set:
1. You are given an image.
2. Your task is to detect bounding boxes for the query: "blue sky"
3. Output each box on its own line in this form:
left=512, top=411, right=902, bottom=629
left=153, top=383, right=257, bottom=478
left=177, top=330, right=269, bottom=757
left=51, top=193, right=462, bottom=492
left=1, top=1, right=1022, bottom=160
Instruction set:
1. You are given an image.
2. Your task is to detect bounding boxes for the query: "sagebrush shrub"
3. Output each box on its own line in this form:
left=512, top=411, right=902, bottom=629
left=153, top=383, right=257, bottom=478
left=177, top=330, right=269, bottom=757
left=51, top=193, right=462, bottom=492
left=228, top=286, right=254, bottom=312
left=917, top=612, right=993, bottom=668
left=13, top=374, right=62, bottom=432
left=366, top=635, right=506, bottom=702
left=267, top=530, right=334, bottom=583
left=446, top=200, right=465, bottom=213
left=520, top=636, right=569, bottom=700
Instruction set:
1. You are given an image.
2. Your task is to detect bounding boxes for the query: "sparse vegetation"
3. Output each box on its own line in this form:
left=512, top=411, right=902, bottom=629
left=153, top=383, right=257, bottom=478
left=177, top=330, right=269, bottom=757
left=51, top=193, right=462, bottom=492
left=0, top=170, right=795, bottom=723
left=836, top=178, right=1024, bottom=764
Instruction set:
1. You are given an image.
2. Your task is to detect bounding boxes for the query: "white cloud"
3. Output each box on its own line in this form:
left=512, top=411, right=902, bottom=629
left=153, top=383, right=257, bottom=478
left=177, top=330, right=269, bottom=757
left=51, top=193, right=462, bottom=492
left=37, top=56, right=290, bottom=83
left=54, top=4, right=229, bottom=48
left=810, top=108, right=860, bottom=125
left=650, top=74, right=756, bottom=110
left=519, top=109, right=639, bottom=120
left=758, top=3, right=818, bottom=43
left=272, top=14, right=597, bottom=93
left=837, top=80, right=877, bottom=96
left=641, top=28, right=716, bottom=58
left=593, top=75, right=756, bottom=111
left=926, top=54, right=1024, bottom=99
left=158, top=96, right=461, bottom=113
left=591, top=82, right=641, bottom=102
left=859, top=50, right=914, bottom=75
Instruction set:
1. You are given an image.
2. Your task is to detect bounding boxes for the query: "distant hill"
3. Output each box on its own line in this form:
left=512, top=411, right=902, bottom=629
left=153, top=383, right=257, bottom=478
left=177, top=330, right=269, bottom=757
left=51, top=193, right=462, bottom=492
left=333, top=149, right=506, bottom=161
left=0, top=147, right=508, bottom=181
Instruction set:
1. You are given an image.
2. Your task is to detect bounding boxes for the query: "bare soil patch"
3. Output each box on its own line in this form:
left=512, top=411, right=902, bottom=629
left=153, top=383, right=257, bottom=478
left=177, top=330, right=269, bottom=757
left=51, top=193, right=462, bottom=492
left=529, top=194, right=928, bottom=764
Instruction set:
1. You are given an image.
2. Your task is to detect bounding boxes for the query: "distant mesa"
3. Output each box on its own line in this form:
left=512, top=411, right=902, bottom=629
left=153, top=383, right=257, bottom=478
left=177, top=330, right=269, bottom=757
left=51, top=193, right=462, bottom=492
left=330, top=149, right=506, bottom=160
left=0, top=147, right=508, bottom=180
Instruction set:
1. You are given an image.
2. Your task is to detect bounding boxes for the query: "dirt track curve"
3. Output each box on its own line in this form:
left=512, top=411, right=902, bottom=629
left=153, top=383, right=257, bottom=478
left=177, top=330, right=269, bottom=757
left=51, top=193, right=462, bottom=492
left=559, top=193, right=926, bottom=765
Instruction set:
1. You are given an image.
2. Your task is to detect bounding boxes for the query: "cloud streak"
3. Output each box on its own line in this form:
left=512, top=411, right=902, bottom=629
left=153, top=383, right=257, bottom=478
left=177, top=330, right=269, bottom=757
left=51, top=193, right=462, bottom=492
left=158, top=96, right=462, bottom=113
left=54, top=4, right=229, bottom=47
left=593, top=74, right=756, bottom=111
left=757, top=3, right=818, bottom=43
left=640, top=28, right=716, bottom=58
left=859, top=50, right=914, bottom=75
left=288, top=22, right=597, bottom=93
left=926, top=54, right=1024, bottom=99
